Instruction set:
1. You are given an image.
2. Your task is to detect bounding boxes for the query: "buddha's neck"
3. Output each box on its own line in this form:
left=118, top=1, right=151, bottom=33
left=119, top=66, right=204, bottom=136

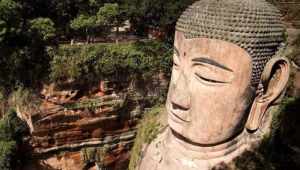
left=164, top=128, right=250, bottom=160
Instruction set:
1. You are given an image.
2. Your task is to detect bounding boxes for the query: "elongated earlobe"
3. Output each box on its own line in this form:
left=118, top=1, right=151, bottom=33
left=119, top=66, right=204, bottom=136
left=246, top=57, right=290, bottom=131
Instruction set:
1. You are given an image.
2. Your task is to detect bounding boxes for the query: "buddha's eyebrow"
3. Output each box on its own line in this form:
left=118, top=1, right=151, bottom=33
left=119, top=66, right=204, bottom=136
left=192, top=57, right=233, bottom=72
left=174, top=47, right=180, bottom=56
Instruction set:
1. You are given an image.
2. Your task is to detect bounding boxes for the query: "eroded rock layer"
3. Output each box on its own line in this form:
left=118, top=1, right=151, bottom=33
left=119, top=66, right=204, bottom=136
left=18, top=76, right=168, bottom=170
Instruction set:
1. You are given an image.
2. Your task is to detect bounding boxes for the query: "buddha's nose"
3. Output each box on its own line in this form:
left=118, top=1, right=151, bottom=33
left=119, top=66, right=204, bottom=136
left=170, top=73, right=191, bottom=111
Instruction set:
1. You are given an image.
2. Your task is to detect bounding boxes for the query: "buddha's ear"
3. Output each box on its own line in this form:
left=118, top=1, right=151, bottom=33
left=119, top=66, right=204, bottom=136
left=246, top=57, right=290, bottom=131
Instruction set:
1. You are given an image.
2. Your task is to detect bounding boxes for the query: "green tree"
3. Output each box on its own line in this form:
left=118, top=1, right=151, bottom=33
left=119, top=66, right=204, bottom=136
left=97, top=3, right=119, bottom=25
left=97, top=3, right=123, bottom=43
left=29, top=18, right=56, bottom=41
left=70, top=14, right=97, bottom=43
left=0, top=0, right=55, bottom=88
left=70, top=3, right=127, bottom=44
left=124, top=0, right=195, bottom=41
left=0, top=0, right=21, bottom=43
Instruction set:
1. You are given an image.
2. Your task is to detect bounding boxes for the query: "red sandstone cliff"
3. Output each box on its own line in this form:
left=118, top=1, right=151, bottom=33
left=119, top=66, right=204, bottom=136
left=17, top=75, right=168, bottom=170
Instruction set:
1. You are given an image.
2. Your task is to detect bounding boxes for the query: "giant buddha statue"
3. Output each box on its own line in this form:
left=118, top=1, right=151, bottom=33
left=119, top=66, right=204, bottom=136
left=138, top=0, right=290, bottom=169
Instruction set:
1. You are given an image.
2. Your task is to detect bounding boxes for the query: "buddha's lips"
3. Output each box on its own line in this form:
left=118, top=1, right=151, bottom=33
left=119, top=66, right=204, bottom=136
left=167, top=103, right=190, bottom=123
left=171, top=111, right=190, bottom=123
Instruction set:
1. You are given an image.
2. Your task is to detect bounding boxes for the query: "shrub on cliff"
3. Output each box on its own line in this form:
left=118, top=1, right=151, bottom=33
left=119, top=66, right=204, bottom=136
left=50, top=40, right=173, bottom=83
left=129, top=105, right=166, bottom=170
left=0, top=109, right=28, bottom=170
left=0, top=140, right=15, bottom=170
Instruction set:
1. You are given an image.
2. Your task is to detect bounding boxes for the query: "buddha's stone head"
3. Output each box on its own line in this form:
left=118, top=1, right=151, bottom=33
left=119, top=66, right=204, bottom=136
left=166, top=0, right=290, bottom=146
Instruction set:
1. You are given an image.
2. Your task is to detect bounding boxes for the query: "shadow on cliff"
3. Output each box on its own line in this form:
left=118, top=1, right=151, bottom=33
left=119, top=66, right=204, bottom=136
left=21, top=161, right=61, bottom=170
left=212, top=97, right=300, bottom=170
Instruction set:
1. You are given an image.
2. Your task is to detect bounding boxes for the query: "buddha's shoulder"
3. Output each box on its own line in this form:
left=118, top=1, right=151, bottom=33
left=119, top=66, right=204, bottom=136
left=138, top=129, right=168, bottom=170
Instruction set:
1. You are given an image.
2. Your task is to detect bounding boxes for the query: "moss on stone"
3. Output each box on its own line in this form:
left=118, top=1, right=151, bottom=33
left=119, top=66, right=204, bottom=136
left=128, top=105, right=166, bottom=170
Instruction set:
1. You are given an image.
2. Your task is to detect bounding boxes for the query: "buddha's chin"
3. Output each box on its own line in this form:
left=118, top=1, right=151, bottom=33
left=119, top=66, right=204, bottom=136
left=168, top=117, right=229, bottom=146
left=167, top=110, right=188, bottom=135
left=168, top=116, right=184, bottom=134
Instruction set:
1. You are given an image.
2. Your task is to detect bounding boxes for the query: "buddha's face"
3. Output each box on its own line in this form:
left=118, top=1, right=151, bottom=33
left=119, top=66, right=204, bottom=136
left=166, top=31, right=255, bottom=145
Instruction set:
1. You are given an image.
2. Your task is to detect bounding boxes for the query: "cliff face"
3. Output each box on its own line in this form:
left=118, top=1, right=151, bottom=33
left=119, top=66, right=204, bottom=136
left=18, top=74, right=168, bottom=170
left=274, top=0, right=300, bottom=28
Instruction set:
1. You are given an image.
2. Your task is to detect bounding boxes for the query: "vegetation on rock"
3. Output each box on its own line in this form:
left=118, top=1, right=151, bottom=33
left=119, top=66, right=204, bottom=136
left=50, top=41, right=173, bottom=83
left=0, top=109, right=28, bottom=170
left=128, top=105, right=166, bottom=170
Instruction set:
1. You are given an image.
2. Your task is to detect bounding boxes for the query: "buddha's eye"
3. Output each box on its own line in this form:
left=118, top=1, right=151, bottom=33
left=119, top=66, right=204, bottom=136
left=173, top=61, right=179, bottom=68
left=173, top=53, right=180, bottom=69
left=195, top=73, right=227, bottom=84
left=192, top=58, right=234, bottom=85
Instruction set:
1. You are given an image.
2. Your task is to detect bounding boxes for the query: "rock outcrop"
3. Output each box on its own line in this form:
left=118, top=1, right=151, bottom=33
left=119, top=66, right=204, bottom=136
left=18, top=76, right=168, bottom=170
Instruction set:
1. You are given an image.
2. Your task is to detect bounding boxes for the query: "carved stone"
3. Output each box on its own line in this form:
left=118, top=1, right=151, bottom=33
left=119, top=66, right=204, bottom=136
left=138, top=0, right=290, bottom=169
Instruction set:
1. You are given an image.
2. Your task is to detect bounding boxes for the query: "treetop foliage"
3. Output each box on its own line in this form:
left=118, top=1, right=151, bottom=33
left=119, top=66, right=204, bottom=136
left=97, top=3, right=119, bottom=25
left=0, top=0, right=197, bottom=89
left=0, top=0, right=21, bottom=43
left=50, top=41, right=173, bottom=83
left=29, top=18, right=56, bottom=41
left=71, top=14, right=97, bottom=31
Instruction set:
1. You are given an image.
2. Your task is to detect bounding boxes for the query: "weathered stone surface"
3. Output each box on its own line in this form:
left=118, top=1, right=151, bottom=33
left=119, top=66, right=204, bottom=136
left=284, top=28, right=300, bottom=97
left=275, top=0, right=300, bottom=28
left=18, top=77, right=168, bottom=170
